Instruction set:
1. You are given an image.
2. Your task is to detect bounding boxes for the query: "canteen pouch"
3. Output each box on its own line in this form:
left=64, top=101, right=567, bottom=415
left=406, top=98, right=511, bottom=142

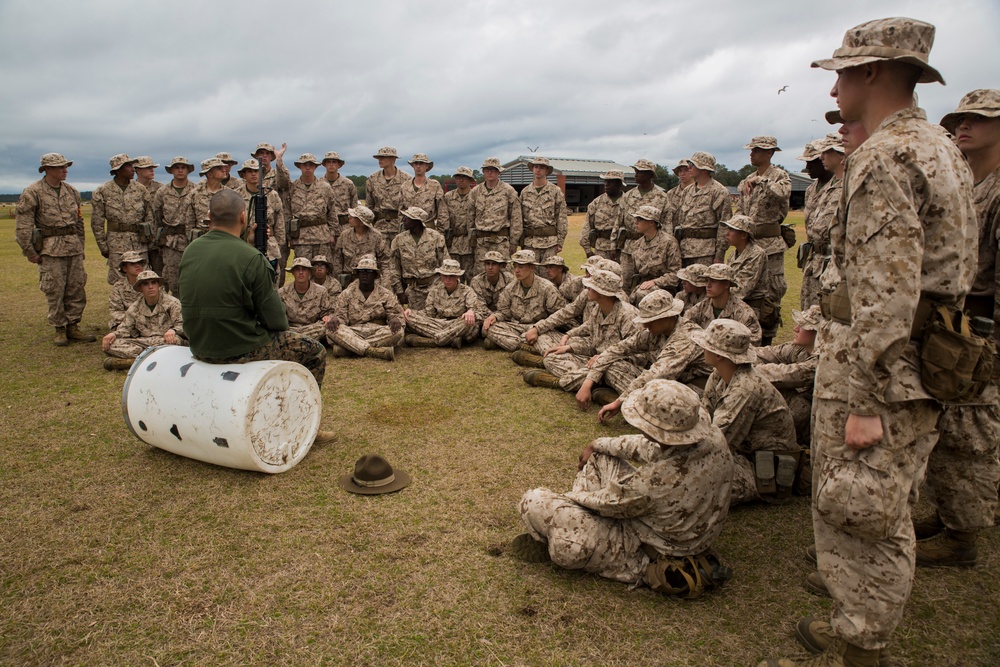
left=138, top=222, right=155, bottom=244
left=288, top=217, right=300, bottom=239
left=781, top=224, right=796, bottom=249
left=153, top=226, right=166, bottom=247
left=796, top=242, right=813, bottom=269
left=920, top=305, right=994, bottom=403
left=31, top=228, right=44, bottom=252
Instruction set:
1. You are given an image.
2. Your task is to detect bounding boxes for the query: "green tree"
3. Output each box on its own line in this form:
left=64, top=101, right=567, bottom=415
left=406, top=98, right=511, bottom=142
left=653, top=164, right=679, bottom=190
left=347, top=175, right=366, bottom=200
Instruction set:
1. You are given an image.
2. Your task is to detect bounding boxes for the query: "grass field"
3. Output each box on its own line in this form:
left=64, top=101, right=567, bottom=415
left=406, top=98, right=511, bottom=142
left=1, top=210, right=998, bottom=666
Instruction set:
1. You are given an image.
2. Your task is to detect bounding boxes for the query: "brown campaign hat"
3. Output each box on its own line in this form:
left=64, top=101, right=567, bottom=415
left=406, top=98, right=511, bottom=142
left=339, top=454, right=410, bottom=495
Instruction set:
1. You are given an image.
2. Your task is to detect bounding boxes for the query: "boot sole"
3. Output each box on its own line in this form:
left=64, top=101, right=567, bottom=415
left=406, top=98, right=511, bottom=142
left=794, top=618, right=827, bottom=654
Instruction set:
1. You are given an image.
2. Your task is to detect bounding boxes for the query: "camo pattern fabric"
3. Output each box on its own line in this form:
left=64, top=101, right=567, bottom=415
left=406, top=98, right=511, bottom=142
left=332, top=227, right=389, bottom=277
left=400, top=178, right=450, bottom=232
left=470, top=181, right=522, bottom=273
left=279, top=281, right=337, bottom=341
left=615, top=318, right=711, bottom=402
left=617, top=185, right=671, bottom=237
left=365, top=168, right=413, bottom=242
left=107, top=293, right=184, bottom=358
left=582, top=192, right=625, bottom=257
left=520, top=181, right=568, bottom=250
left=91, top=179, right=153, bottom=284
left=800, top=175, right=842, bottom=308
left=108, top=277, right=141, bottom=330
left=543, top=299, right=640, bottom=390
left=726, top=241, right=769, bottom=305
left=289, top=178, right=337, bottom=248
left=387, top=228, right=450, bottom=309
left=686, top=296, right=762, bottom=346
left=620, top=230, right=682, bottom=297
left=738, top=164, right=790, bottom=335
left=323, top=174, right=359, bottom=221
left=444, top=188, right=474, bottom=258
left=675, top=179, right=732, bottom=263
left=15, top=178, right=84, bottom=259
left=405, top=282, right=487, bottom=345
left=470, top=269, right=514, bottom=313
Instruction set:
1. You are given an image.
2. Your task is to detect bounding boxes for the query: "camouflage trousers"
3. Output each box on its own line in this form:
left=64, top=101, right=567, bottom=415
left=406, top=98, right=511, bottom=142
left=783, top=389, right=813, bottom=446
left=799, top=254, right=825, bottom=310
left=519, top=452, right=649, bottom=583
left=546, top=356, right=642, bottom=394
left=402, top=283, right=432, bottom=311
left=161, top=247, right=184, bottom=297
left=39, top=254, right=87, bottom=328
left=327, top=323, right=403, bottom=356
left=762, top=254, right=787, bottom=338
left=205, top=331, right=326, bottom=388
left=277, top=243, right=289, bottom=287
left=291, top=242, right=332, bottom=263
left=107, top=337, right=188, bottom=359
left=289, top=322, right=328, bottom=342
left=473, top=239, right=514, bottom=276
left=484, top=321, right=533, bottom=352
left=450, top=253, right=474, bottom=283
left=405, top=311, right=478, bottom=346
left=106, top=232, right=148, bottom=285
left=922, top=382, right=1000, bottom=532
left=811, top=397, right=939, bottom=650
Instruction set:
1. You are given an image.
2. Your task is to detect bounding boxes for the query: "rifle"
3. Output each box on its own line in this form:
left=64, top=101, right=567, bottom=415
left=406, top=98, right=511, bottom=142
left=252, top=160, right=269, bottom=256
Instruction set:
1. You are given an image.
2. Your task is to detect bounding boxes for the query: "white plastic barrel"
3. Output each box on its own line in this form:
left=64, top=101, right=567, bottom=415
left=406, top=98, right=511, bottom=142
left=121, top=345, right=322, bottom=473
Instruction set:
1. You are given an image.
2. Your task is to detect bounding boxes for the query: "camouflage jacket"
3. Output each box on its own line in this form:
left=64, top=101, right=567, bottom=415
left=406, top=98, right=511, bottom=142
left=233, top=184, right=285, bottom=261
left=420, top=282, right=488, bottom=320
left=400, top=178, right=450, bottom=232
left=288, top=178, right=337, bottom=245
left=15, top=179, right=84, bottom=259
left=91, top=180, right=153, bottom=254
left=702, top=365, right=797, bottom=455
left=365, top=168, right=413, bottom=235
left=494, top=276, right=567, bottom=324
left=114, top=292, right=183, bottom=339
left=152, top=181, right=196, bottom=251
left=727, top=241, right=769, bottom=302
left=332, top=228, right=389, bottom=277
left=279, top=281, right=337, bottom=327
left=676, top=179, right=733, bottom=262
left=335, top=280, right=404, bottom=326
left=582, top=192, right=625, bottom=253
left=738, top=165, right=790, bottom=258
left=969, top=166, right=1000, bottom=345
left=323, top=174, right=358, bottom=219
left=108, top=277, right=141, bottom=330
left=471, top=181, right=522, bottom=245
left=616, top=185, right=671, bottom=238
left=387, top=228, right=450, bottom=295
left=185, top=182, right=226, bottom=232
left=471, top=270, right=514, bottom=313
left=687, top=296, right=762, bottom=345
left=444, top=189, right=474, bottom=255
left=614, top=317, right=711, bottom=401
left=753, top=342, right=818, bottom=391
left=621, top=230, right=682, bottom=291
left=520, top=181, right=567, bottom=249
left=563, top=298, right=639, bottom=356
left=555, top=273, right=585, bottom=303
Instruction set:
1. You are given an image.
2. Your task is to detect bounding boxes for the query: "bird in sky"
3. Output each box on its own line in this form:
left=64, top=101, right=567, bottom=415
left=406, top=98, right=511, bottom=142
left=527, top=146, right=539, bottom=152
left=778, top=86, right=788, bottom=94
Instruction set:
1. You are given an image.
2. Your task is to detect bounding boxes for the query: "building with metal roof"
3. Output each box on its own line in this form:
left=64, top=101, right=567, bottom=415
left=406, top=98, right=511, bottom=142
left=499, top=156, right=637, bottom=211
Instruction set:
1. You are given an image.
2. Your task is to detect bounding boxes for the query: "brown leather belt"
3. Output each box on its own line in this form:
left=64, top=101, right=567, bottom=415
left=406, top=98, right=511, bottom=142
left=40, top=226, right=77, bottom=237
left=755, top=222, right=782, bottom=238
left=107, top=221, right=139, bottom=233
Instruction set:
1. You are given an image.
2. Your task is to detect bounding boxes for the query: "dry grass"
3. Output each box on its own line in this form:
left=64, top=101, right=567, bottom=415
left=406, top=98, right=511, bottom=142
left=1, top=212, right=998, bottom=666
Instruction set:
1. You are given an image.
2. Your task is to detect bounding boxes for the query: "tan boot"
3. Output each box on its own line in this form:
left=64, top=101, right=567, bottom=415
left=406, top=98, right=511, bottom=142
left=511, top=350, right=545, bottom=368
left=330, top=345, right=348, bottom=357
left=795, top=617, right=893, bottom=665
left=915, top=529, right=978, bottom=567
left=759, top=637, right=880, bottom=667
left=523, top=369, right=561, bottom=388
left=404, top=334, right=436, bottom=348
left=312, top=430, right=336, bottom=446
left=54, top=326, right=69, bottom=346
left=482, top=338, right=498, bottom=350
left=517, top=343, right=537, bottom=353
left=805, top=544, right=818, bottom=565
left=103, top=357, right=135, bottom=371
left=591, top=387, right=619, bottom=406
left=365, top=346, right=395, bottom=361
left=66, top=322, right=96, bottom=343
left=804, top=571, right=830, bottom=598
left=913, top=513, right=945, bottom=541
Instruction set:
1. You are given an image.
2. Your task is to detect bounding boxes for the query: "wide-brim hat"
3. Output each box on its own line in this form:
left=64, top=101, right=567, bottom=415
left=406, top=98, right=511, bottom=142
left=797, top=141, right=823, bottom=162
left=118, top=250, right=146, bottom=269
left=634, top=292, right=684, bottom=323
left=215, top=152, right=238, bottom=165
left=677, top=264, right=708, bottom=288
left=510, top=249, right=537, bottom=266
left=400, top=206, right=428, bottom=222
left=621, top=379, right=715, bottom=446
left=583, top=255, right=623, bottom=277
left=109, top=153, right=136, bottom=174
left=820, top=133, right=846, bottom=155
left=373, top=146, right=399, bottom=159
left=238, top=158, right=260, bottom=175
left=354, top=254, right=380, bottom=273
left=600, top=169, right=625, bottom=182
left=703, top=263, right=739, bottom=290
left=792, top=305, right=824, bottom=331
left=541, top=255, right=569, bottom=270
left=199, top=157, right=226, bottom=176
left=339, top=454, right=410, bottom=495
left=165, top=156, right=195, bottom=173
left=689, top=319, right=757, bottom=365
left=294, top=153, right=322, bottom=167
left=286, top=257, right=313, bottom=272
left=825, top=109, right=845, bottom=125
left=408, top=153, right=434, bottom=170
left=582, top=269, right=622, bottom=297
left=481, top=157, right=504, bottom=172
left=454, top=166, right=475, bottom=179
left=252, top=142, right=277, bottom=159
left=134, top=156, right=159, bottom=169
left=311, top=255, right=332, bottom=268
left=632, top=158, right=657, bottom=173
left=528, top=156, right=553, bottom=174
left=435, top=259, right=464, bottom=276
left=38, top=153, right=72, bottom=173
left=672, top=158, right=692, bottom=174
left=482, top=250, right=507, bottom=263
left=744, top=136, right=781, bottom=151
left=722, top=215, right=755, bottom=238
left=348, top=205, right=376, bottom=228
left=633, top=205, right=662, bottom=224
left=688, top=152, right=716, bottom=172
left=132, top=270, right=164, bottom=291
left=941, top=89, right=1000, bottom=134
left=811, top=17, right=944, bottom=85
left=323, top=151, right=345, bottom=165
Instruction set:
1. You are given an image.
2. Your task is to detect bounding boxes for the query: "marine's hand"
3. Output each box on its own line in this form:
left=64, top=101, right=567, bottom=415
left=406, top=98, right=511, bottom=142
left=578, top=442, right=596, bottom=471
left=845, top=413, right=883, bottom=451
left=598, top=399, right=622, bottom=424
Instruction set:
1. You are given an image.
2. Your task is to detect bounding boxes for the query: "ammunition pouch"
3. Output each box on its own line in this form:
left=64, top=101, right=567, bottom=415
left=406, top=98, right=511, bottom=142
left=642, top=548, right=732, bottom=599
left=780, top=224, right=796, bottom=248
left=743, top=295, right=765, bottom=312
left=153, top=226, right=166, bottom=247
left=138, top=222, right=155, bottom=244
left=759, top=295, right=782, bottom=331
left=752, top=449, right=807, bottom=501
left=796, top=242, right=813, bottom=269
left=524, top=224, right=558, bottom=238
left=920, top=305, right=995, bottom=403
left=445, top=229, right=453, bottom=246
left=164, top=223, right=186, bottom=237
left=288, top=217, right=300, bottom=239
left=588, top=228, right=598, bottom=247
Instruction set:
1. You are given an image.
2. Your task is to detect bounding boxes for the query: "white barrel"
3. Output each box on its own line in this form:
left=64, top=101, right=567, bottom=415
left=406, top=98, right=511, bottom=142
left=121, top=345, right=322, bottom=473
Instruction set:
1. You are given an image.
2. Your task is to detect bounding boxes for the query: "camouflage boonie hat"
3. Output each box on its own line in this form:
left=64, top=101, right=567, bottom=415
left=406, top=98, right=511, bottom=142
left=166, top=156, right=195, bottom=173
left=109, top=154, right=136, bottom=173
left=723, top=214, right=755, bottom=238
left=199, top=157, right=226, bottom=176
left=132, top=270, right=164, bottom=291
left=528, top=156, right=553, bottom=174
left=582, top=269, right=622, bottom=297
left=688, top=152, right=716, bottom=172
left=454, top=166, right=475, bottom=179
left=796, top=141, right=823, bottom=162
left=435, top=259, right=464, bottom=276
left=703, top=263, right=739, bottom=289
left=118, top=250, right=146, bottom=269
left=600, top=169, right=626, bottom=181
left=287, top=257, right=313, bottom=272
left=677, top=263, right=708, bottom=287
left=215, top=152, right=238, bottom=165
left=541, top=255, right=569, bottom=270
left=825, top=109, right=845, bottom=125
left=811, top=17, right=944, bottom=85
left=481, top=157, right=504, bottom=172
left=311, top=255, right=332, bottom=268
left=689, top=318, right=757, bottom=365
left=354, top=254, right=380, bottom=273
left=294, top=153, right=322, bottom=167
left=252, top=142, right=276, bottom=158
left=400, top=206, right=428, bottom=221
left=792, top=305, right=824, bottom=331
left=482, top=250, right=507, bottom=264
left=633, top=205, right=662, bottom=222
left=238, top=158, right=259, bottom=175
left=582, top=255, right=623, bottom=277
left=634, top=291, right=684, bottom=324
left=621, top=379, right=714, bottom=446
left=821, top=133, right=846, bottom=154
left=510, top=249, right=538, bottom=266
left=134, top=156, right=159, bottom=169
left=322, top=151, right=345, bottom=164
left=373, top=146, right=398, bottom=159
left=672, top=158, right=692, bottom=174
left=408, top=153, right=434, bottom=169
left=348, top=205, right=376, bottom=227
left=744, top=136, right=781, bottom=151
left=941, top=89, right=1000, bottom=134
left=632, top=158, right=657, bottom=172
left=38, top=153, right=72, bottom=173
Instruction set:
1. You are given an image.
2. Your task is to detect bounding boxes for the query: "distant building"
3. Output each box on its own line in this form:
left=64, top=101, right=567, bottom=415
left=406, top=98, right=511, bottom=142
left=728, top=172, right=814, bottom=210
left=499, top=156, right=637, bottom=211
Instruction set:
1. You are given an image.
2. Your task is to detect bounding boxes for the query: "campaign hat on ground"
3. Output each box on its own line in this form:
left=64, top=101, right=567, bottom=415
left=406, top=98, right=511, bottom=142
left=340, top=454, right=410, bottom=495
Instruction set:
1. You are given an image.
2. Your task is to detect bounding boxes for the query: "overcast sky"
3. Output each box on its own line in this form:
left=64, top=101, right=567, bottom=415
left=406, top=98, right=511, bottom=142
left=1, top=0, right=998, bottom=193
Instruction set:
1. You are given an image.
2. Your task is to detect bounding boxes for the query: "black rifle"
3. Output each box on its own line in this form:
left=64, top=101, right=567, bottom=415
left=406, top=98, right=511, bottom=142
left=252, top=160, right=269, bottom=256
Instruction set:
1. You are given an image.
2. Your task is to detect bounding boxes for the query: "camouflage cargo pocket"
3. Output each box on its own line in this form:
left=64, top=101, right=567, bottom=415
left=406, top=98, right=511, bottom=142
left=814, top=450, right=904, bottom=542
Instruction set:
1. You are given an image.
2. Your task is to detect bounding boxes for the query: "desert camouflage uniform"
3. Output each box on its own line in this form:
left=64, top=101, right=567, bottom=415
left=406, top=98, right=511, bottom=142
left=279, top=281, right=336, bottom=340
left=470, top=181, right=522, bottom=274
left=332, top=228, right=389, bottom=277
left=485, top=276, right=567, bottom=351
left=327, top=280, right=404, bottom=354
left=91, top=179, right=153, bottom=284
left=519, top=429, right=733, bottom=582
left=801, top=176, right=842, bottom=308
left=703, top=365, right=796, bottom=504
left=662, top=183, right=690, bottom=233
left=753, top=341, right=818, bottom=444
left=687, top=296, right=762, bottom=345
left=400, top=178, right=450, bottom=232
left=554, top=273, right=584, bottom=304
left=531, top=290, right=592, bottom=351
left=620, top=231, right=682, bottom=304
left=232, top=183, right=285, bottom=264
left=543, top=299, right=640, bottom=390
left=471, top=269, right=514, bottom=313
left=608, top=318, right=711, bottom=402
left=288, top=178, right=337, bottom=261
left=15, top=178, right=88, bottom=328
left=313, top=276, right=343, bottom=299
left=184, top=182, right=225, bottom=240
left=675, top=179, right=732, bottom=265
left=444, top=188, right=475, bottom=277
left=585, top=327, right=670, bottom=395
left=738, top=165, right=790, bottom=337
left=152, top=181, right=196, bottom=295
left=581, top=193, right=625, bottom=260
left=812, top=107, right=977, bottom=650
left=520, top=182, right=568, bottom=272
left=262, top=163, right=292, bottom=285
left=678, top=290, right=705, bottom=314
left=222, top=175, right=244, bottom=191
left=387, top=228, right=450, bottom=310
left=108, top=277, right=141, bottom=330
left=323, top=174, right=358, bottom=230
left=366, top=168, right=413, bottom=244
left=616, top=185, right=671, bottom=238
left=726, top=240, right=769, bottom=314
left=106, top=293, right=184, bottom=359
left=405, top=282, right=488, bottom=345
left=142, top=180, right=165, bottom=275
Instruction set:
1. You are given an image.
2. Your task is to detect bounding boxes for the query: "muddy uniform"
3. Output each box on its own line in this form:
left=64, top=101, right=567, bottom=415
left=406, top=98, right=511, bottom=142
left=444, top=189, right=475, bottom=278
left=400, top=178, right=450, bottom=233
left=366, top=169, right=413, bottom=245
left=470, top=182, right=522, bottom=274
left=91, top=180, right=153, bottom=285
left=620, top=231, right=682, bottom=304
left=405, top=282, right=488, bottom=346
left=106, top=293, right=184, bottom=359
left=520, top=182, right=568, bottom=272
left=332, top=228, right=389, bottom=277
left=471, top=269, right=514, bottom=313
left=687, top=297, right=762, bottom=346
left=801, top=176, right=842, bottom=309
left=582, top=193, right=625, bottom=260
left=327, top=281, right=404, bottom=354
left=738, top=165, right=790, bottom=337
left=288, top=178, right=337, bottom=261
left=485, top=277, right=567, bottom=351
left=108, top=278, right=141, bottom=330
left=278, top=282, right=336, bottom=340
left=727, top=241, right=769, bottom=315
left=152, top=181, right=196, bottom=295
left=675, top=180, right=732, bottom=265
left=15, top=179, right=88, bottom=328
left=543, top=300, right=640, bottom=391
left=753, top=342, right=818, bottom=445
left=387, top=228, right=450, bottom=310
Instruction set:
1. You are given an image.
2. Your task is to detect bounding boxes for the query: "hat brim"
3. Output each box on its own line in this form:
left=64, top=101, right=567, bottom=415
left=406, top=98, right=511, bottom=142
left=339, top=469, right=411, bottom=495
left=791, top=310, right=821, bottom=331
left=582, top=276, right=620, bottom=297
left=294, top=161, right=322, bottom=168
left=689, top=161, right=714, bottom=172
left=633, top=305, right=683, bottom=324
left=353, top=265, right=381, bottom=274
left=722, top=221, right=754, bottom=238
left=621, top=397, right=714, bottom=446
left=166, top=163, right=195, bottom=173
left=810, top=56, right=944, bottom=85
left=323, top=158, right=346, bottom=165
left=374, top=154, right=398, bottom=159
left=252, top=150, right=277, bottom=159
left=941, top=108, right=1000, bottom=134
left=743, top=143, right=781, bottom=151
left=39, top=161, right=72, bottom=173
left=110, top=160, right=137, bottom=173
left=132, top=278, right=164, bottom=292
left=689, top=328, right=756, bottom=364
left=409, top=161, right=434, bottom=170
left=436, top=268, right=464, bottom=276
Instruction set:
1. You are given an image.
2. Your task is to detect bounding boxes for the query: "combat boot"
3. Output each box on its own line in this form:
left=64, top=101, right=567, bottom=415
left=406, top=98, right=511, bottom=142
left=759, top=637, right=880, bottom=667
left=517, top=343, right=537, bottom=353
left=794, top=618, right=893, bottom=664
left=523, top=369, right=561, bottom=388
left=591, top=387, right=618, bottom=406
left=450, top=336, right=463, bottom=350
left=54, top=326, right=69, bottom=346
left=511, top=350, right=545, bottom=368
left=103, top=357, right=134, bottom=371
left=913, top=513, right=945, bottom=540
left=66, top=322, right=96, bottom=343
left=510, top=533, right=550, bottom=563
left=804, top=571, right=830, bottom=598
left=482, top=338, right=498, bottom=350
left=330, top=345, right=348, bottom=358
left=915, top=529, right=978, bottom=567
left=312, top=430, right=337, bottom=446
left=805, top=544, right=818, bottom=565
left=404, top=334, right=437, bottom=348
left=364, top=346, right=395, bottom=361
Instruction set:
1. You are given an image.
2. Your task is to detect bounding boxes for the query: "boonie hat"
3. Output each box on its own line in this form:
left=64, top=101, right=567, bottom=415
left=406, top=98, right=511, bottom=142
left=252, top=142, right=277, bottom=158
left=941, top=89, right=1000, bottom=134
left=133, top=156, right=159, bottom=169
left=688, top=152, right=716, bottom=172
left=287, top=257, right=313, bottom=271
left=294, top=153, right=322, bottom=167
left=238, top=158, right=259, bottom=175
left=166, top=156, right=195, bottom=173
left=215, top=152, right=238, bottom=165
left=323, top=151, right=345, bottom=164
left=118, top=250, right=146, bottom=269
left=821, top=133, right=845, bottom=154
left=348, top=205, right=376, bottom=227
left=38, top=153, right=72, bottom=173
left=703, top=263, right=739, bottom=289
left=400, top=206, right=428, bottom=222
left=621, top=379, right=714, bottom=446
left=677, top=264, right=708, bottom=288
left=408, top=153, right=434, bottom=169
left=109, top=154, right=136, bottom=173
left=672, top=158, right=692, bottom=174
left=354, top=254, right=380, bottom=273
left=528, top=156, right=553, bottom=174
left=632, top=158, right=657, bottom=172
left=723, top=215, right=755, bottom=238
left=689, top=318, right=757, bottom=364
left=811, top=17, right=944, bottom=85
left=600, top=169, right=626, bottom=181
left=797, top=141, right=823, bottom=162
left=792, top=305, right=824, bottom=331
left=483, top=250, right=507, bottom=264
left=481, top=157, right=504, bottom=172
left=199, top=157, right=226, bottom=176
left=541, top=255, right=569, bottom=270
left=744, top=136, right=781, bottom=151
left=510, top=249, right=538, bottom=266
left=634, top=291, right=684, bottom=324
left=339, top=454, right=410, bottom=495
left=435, top=259, right=464, bottom=276
left=633, top=204, right=662, bottom=222
left=311, top=255, right=332, bottom=268
left=132, top=270, right=164, bottom=291
left=582, top=255, right=623, bottom=277
left=454, top=166, right=475, bottom=179
left=373, top=146, right=399, bottom=159
left=582, top=269, right=622, bottom=297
